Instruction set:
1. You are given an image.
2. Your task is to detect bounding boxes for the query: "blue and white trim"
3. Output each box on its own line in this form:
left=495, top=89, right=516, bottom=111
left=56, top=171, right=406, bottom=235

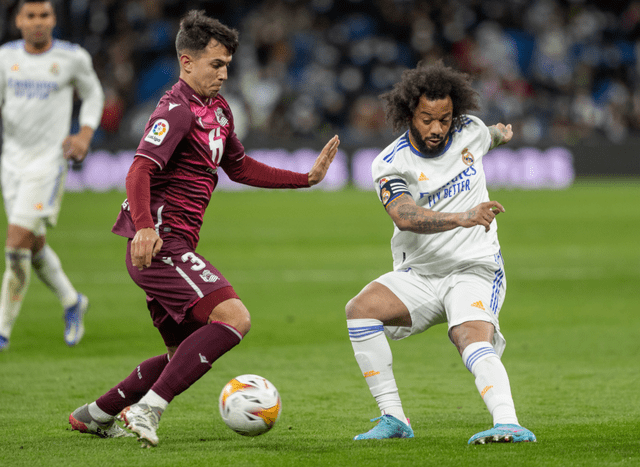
left=382, top=135, right=410, bottom=164
left=464, top=343, right=497, bottom=372
left=489, top=251, right=505, bottom=314
left=348, top=325, right=384, bottom=340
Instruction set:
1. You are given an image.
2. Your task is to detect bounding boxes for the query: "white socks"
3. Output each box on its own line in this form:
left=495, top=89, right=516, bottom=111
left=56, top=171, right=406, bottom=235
left=32, top=245, right=78, bottom=308
left=348, top=318, right=408, bottom=424
left=88, top=402, right=113, bottom=423
left=462, top=341, right=519, bottom=426
left=0, top=248, right=32, bottom=338
left=88, top=389, right=170, bottom=423
left=138, top=390, right=169, bottom=412
left=348, top=320, right=519, bottom=427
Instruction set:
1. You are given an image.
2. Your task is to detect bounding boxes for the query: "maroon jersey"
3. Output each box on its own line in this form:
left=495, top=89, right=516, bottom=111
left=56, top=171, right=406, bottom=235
left=112, top=79, right=307, bottom=249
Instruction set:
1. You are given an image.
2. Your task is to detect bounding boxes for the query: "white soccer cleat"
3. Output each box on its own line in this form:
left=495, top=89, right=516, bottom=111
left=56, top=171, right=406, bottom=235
left=121, top=403, right=162, bottom=447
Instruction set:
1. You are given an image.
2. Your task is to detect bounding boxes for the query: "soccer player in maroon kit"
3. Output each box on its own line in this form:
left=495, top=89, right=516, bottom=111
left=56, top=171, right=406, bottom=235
left=69, top=10, right=340, bottom=447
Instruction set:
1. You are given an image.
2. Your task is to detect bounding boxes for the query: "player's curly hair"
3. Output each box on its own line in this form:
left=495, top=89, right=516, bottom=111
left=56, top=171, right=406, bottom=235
left=175, top=10, right=239, bottom=57
left=380, top=60, right=480, bottom=133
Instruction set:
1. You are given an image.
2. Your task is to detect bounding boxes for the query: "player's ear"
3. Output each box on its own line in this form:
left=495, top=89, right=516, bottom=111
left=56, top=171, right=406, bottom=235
left=15, top=9, right=23, bottom=29
left=180, top=54, right=193, bottom=73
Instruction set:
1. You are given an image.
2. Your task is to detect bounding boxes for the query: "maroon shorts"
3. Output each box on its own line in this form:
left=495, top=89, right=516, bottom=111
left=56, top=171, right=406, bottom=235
left=126, top=238, right=239, bottom=347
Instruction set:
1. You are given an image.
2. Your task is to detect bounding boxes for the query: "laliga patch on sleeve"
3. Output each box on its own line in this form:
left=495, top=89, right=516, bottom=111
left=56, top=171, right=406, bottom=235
left=144, top=119, right=170, bottom=146
left=379, top=178, right=411, bottom=207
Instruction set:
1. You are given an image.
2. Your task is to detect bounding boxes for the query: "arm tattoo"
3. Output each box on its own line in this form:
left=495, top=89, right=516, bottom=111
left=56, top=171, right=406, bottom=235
left=395, top=203, right=457, bottom=233
left=489, top=126, right=506, bottom=150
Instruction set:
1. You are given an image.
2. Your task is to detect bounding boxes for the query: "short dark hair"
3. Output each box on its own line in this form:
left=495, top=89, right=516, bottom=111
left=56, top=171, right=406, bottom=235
left=380, top=60, right=480, bottom=133
left=17, top=0, right=55, bottom=12
left=175, top=10, right=239, bottom=57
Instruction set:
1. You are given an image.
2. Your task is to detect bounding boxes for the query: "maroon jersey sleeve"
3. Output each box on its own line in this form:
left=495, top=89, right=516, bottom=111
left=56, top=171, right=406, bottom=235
left=125, top=157, right=158, bottom=231
left=136, top=102, right=194, bottom=168
left=219, top=124, right=308, bottom=188
left=220, top=155, right=309, bottom=188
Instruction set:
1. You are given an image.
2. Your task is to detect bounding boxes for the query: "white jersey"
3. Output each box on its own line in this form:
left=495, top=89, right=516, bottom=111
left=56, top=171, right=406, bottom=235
left=0, top=39, right=104, bottom=175
left=372, top=114, right=500, bottom=275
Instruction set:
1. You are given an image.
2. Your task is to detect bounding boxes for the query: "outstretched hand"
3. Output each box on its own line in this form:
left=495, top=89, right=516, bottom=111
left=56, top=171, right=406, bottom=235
left=308, top=135, right=340, bottom=186
left=488, top=123, right=513, bottom=150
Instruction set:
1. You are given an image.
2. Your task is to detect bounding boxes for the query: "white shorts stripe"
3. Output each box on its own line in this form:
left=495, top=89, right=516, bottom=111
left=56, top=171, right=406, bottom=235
left=175, top=266, right=204, bottom=298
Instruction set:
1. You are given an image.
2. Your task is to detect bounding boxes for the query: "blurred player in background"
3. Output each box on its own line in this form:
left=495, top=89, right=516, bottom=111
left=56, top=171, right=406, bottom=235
left=0, top=0, right=104, bottom=351
left=346, top=61, right=536, bottom=444
left=69, top=10, right=340, bottom=447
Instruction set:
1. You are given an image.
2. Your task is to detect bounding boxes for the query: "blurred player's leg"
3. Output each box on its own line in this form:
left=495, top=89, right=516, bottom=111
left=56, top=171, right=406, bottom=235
left=31, top=243, right=88, bottom=346
left=0, top=247, right=32, bottom=349
left=32, top=244, right=80, bottom=308
left=348, top=318, right=413, bottom=439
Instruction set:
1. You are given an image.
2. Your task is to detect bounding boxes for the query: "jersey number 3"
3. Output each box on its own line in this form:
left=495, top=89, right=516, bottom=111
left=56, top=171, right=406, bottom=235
left=208, top=127, right=224, bottom=165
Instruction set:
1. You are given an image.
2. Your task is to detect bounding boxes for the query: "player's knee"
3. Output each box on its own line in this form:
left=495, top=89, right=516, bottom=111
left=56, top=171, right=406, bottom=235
left=225, top=309, right=251, bottom=337
left=345, top=294, right=372, bottom=320
left=345, top=297, right=357, bottom=318
left=206, top=299, right=251, bottom=337
left=449, top=321, right=495, bottom=355
left=6, top=225, right=36, bottom=249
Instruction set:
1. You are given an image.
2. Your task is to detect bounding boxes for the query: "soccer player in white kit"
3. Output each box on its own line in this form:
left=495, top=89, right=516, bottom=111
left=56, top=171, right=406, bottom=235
left=0, top=0, right=104, bottom=351
left=346, top=61, right=536, bottom=444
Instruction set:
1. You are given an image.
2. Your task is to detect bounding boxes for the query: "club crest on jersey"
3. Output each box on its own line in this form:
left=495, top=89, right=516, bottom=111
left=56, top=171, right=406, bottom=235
left=11, top=63, right=19, bottom=72
left=144, top=119, right=169, bottom=145
left=215, top=107, right=229, bottom=127
left=461, top=148, right=474, bottom=166
left=50, top=63, right=60, bottom=75
left=200, top=270, right=220, bottom=283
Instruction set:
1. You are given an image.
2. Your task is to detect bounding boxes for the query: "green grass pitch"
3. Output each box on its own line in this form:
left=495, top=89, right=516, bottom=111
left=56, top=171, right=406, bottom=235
left=0, top=179, right=638, bottom=466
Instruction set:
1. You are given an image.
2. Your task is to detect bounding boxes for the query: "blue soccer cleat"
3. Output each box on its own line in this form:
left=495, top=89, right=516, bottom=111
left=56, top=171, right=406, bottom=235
left=0, top=335, right=9, bottom=352
left=354, top=414, right=414, bottom=440
left=64, top=293, right=89, bottom=346
left=468, top=423, right=536, bottom=444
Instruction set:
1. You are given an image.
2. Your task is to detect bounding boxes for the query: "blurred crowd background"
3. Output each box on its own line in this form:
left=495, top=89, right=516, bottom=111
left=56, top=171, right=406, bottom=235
left=1, top=0, right=639, bottom=152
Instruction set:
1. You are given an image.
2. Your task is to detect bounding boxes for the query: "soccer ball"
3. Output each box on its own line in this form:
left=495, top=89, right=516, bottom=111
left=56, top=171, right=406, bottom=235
left=219, top=374, right=282, bottom=436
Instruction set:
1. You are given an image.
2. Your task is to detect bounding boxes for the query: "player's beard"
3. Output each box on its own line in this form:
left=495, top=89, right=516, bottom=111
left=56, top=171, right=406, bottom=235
left=409, top=122, right=448, bottom=157
left=27, top=31, right=52, bottom=50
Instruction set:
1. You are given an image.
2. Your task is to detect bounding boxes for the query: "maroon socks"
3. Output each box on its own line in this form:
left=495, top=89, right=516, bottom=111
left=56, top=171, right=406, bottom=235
left=95, top=354, right=169, bottom=416
left=150, top=322, right=242, bottom=403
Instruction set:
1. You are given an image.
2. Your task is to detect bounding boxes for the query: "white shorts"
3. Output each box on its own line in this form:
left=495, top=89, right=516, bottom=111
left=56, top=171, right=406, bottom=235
left=375, top=252, right=507, bottom=356
left=1, top=162, right=67, bottom=236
